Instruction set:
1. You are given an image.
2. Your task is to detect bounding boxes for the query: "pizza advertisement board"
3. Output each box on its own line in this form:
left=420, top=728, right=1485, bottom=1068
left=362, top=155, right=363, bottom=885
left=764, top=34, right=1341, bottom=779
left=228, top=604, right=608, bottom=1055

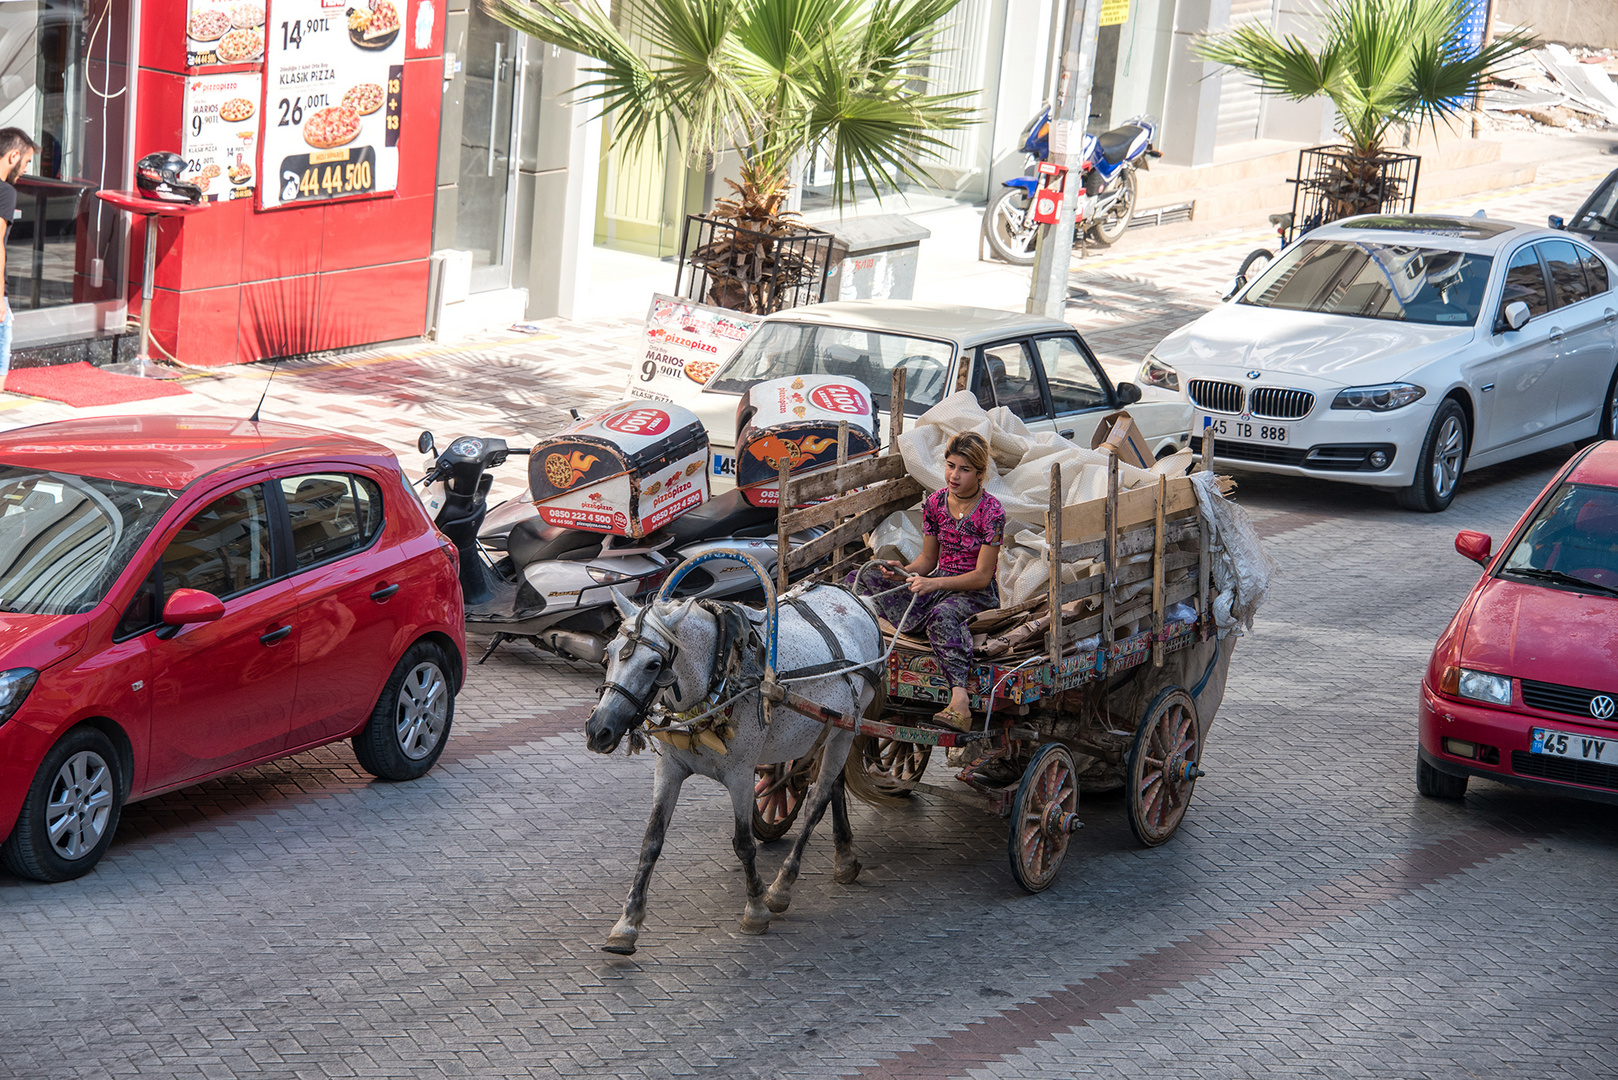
left=181, top=72, right=261, bottom=200
left=624, top=293, right=763, bottom=407
left=186, top=1, right=268, bottom=68
left=258, top=0, right=404, bottom=210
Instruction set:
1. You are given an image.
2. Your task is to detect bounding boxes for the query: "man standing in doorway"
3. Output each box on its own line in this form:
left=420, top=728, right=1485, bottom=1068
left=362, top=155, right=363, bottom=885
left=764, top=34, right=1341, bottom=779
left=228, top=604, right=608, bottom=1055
left=0, top=129, right=39, bottom=385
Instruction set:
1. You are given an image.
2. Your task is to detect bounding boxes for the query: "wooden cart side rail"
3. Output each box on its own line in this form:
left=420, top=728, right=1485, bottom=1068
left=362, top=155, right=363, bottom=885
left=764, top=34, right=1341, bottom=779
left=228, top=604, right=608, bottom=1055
left=1055, top=547, right=1199, bottom=606
left=779, top=471, right=921, bottom=534
left=784, top=453, right=912, bottom=506
left=1060, top=513, right=1199, bottom=563
left=1057, top=473, right=1199, bottom=539
left=782, top=481, right=924, bottom=576
left=1057, top=578, right=1199, bottom=647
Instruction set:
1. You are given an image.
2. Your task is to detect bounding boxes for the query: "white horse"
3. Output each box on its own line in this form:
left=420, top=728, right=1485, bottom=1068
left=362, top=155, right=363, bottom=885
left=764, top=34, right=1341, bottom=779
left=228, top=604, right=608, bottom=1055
left=585, top=586, right=884, bottom=954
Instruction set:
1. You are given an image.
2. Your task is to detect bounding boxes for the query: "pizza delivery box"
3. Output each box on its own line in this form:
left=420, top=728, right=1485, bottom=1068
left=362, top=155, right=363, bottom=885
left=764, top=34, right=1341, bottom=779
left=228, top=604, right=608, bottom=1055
left=734, top=375, right=879, bottom=507
left=528, top=401, right=710, bottom=538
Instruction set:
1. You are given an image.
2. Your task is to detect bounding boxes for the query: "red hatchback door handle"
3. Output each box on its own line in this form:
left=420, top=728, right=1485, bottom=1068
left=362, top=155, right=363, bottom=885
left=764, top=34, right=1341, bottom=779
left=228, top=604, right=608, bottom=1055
left=370, top=583, right=401, bottom=602
left=260, top=625, right=293, bottom=646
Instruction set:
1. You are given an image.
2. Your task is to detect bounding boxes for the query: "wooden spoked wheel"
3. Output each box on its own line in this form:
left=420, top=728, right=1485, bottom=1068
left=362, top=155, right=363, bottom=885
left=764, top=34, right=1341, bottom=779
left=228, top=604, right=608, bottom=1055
left=1006, top=743, right=1081, bottom=893
left=1125, top=687, right=1202, bottom=847
left=752, top=757, right=814, bottom=842
left=850, top=734, right=931, bottom=797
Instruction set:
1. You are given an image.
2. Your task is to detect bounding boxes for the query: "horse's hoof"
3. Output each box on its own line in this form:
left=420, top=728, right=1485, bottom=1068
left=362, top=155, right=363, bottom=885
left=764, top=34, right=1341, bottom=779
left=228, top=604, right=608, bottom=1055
left=834, top=860, right=862, bottom=885
left=764, top=887, right=792, bottom=914
left=739, top=911, right=771, bottom=935
left=602, top=941, right=638, bottom=955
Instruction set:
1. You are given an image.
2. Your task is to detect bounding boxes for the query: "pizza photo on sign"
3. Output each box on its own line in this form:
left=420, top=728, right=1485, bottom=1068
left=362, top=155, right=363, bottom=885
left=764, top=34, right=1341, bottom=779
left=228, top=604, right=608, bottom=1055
left=228, top=161, right=253, bottom=186
left=347, top=0, right=401, bottom=48
left=303, top=106, right=362, bottom=150
left=342, top=83, right=385, bottom=116
left=187, top=9, right=231, bottom=40
left=229, top=1, right=264, bottom=28
left=218, top=97, right=255, bottom=123
left=683, top=359, right=719, bottom=385
left=216, top=26, right=264, bottom=62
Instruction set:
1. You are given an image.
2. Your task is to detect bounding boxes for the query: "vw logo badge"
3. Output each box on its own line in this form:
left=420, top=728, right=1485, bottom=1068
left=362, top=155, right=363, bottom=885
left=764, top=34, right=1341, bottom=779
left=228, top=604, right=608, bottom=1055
left=1246, top=371, right=1262, bottom=379
left=1591, top=694, right=1616, bottom=720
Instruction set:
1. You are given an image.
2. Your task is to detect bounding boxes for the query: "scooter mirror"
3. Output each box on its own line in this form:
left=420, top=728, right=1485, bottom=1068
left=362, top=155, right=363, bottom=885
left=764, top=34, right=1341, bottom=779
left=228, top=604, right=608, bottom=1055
left=417, top=430, right=435, bottom=455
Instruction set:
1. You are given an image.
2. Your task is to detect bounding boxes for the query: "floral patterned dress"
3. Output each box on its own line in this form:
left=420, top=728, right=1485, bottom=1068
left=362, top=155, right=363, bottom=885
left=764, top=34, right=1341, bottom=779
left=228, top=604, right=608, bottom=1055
left=849, top=489, right=1004, bottom=688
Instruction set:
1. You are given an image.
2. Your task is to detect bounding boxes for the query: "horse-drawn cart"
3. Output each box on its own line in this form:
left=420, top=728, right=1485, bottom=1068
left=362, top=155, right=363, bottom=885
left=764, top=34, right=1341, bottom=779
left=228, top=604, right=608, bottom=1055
left=750, top=404, right=1250, bottom=892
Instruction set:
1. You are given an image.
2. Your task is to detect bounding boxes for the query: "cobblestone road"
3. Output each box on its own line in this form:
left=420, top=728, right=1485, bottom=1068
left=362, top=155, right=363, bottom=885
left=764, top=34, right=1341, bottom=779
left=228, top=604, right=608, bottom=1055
left=3, top=158, right=1618, bottom=1079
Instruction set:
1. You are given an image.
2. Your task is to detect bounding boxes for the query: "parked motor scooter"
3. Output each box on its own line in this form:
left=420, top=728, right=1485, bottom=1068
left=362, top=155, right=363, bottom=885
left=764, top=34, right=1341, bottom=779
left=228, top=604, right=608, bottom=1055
left=416, top=429, right=818, bottom=666
left=982, top=106, right=1160, bottom=265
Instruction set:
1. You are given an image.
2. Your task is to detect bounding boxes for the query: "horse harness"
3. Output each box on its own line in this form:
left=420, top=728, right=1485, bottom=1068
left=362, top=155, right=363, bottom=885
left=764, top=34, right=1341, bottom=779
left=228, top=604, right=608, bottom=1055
left=597, top=599, right=756, bottom=720
left=598, top=588, right=883, bottom=729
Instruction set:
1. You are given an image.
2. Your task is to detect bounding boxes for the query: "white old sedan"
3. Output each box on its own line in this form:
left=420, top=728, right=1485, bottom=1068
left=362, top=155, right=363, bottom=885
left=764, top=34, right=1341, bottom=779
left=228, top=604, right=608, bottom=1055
left=1141, top=214, right=1618, bottom=511
left=681, top=301, right=1192, bottom=489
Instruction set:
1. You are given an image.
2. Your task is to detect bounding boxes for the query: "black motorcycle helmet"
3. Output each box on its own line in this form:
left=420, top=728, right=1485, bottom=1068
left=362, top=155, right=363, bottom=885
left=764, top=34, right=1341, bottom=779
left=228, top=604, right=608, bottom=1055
left=135, top=152, right=204, bottom=204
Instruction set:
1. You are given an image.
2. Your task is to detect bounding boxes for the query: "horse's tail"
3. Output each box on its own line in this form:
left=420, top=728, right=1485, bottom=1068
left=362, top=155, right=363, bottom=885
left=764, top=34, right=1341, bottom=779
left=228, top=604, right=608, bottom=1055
left=841, top=684, right=913, bottom=809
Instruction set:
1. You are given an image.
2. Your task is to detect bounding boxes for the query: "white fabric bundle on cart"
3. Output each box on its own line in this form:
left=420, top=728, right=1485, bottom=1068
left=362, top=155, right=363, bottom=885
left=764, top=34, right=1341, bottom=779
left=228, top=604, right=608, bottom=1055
left=896, top=392, right=1195, bottom=607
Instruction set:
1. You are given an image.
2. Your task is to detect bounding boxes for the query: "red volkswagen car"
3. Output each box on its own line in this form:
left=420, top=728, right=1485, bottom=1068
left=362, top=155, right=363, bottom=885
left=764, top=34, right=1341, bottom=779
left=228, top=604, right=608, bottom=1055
left=0, top=416, right=465, bottom=882
left=1419, top=440, right=1618, bottom=803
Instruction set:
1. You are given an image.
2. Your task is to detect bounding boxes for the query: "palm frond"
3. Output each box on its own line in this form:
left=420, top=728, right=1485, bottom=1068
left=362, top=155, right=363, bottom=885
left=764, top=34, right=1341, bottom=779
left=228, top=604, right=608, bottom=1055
left=484, top=0, right=676, bottom=154
left=1193, top=24, right=1340, bottom=101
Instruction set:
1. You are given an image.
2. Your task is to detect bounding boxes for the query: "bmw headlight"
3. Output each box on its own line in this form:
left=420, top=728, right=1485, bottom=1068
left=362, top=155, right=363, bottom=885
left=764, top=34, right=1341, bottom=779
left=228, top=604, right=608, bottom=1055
left=0, top=667, right=38, bottom=727
left=1138, top=354, right=1180, bottom=393
left=1457, top=668, right=1511, bottom=707
left=1331, top=383, right=1426, bottom=411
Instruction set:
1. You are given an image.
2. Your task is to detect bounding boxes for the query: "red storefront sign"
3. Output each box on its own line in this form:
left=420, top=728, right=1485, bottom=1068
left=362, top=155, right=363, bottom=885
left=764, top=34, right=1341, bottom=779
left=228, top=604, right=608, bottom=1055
left=132, top=0, right=446, bottom=365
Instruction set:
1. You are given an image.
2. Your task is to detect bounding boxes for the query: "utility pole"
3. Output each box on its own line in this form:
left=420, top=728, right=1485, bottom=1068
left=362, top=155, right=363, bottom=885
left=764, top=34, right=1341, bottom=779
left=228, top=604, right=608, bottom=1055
left=1027, top=0, right=1103, bottom=320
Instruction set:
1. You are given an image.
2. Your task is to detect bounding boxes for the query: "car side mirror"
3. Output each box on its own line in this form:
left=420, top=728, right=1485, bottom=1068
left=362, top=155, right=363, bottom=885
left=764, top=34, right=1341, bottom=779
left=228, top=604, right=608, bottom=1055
left=1496, top=300, right=1530, bottom=334
left=1115, top=381, right=1143, bottom=406
left=1548, top=215, right=1565, bottom=230
left=417, top=430, right=435, bottom=455
left=162, top=588, right=225, bottom=626
left=1454, top=530, right=1492, bottom=566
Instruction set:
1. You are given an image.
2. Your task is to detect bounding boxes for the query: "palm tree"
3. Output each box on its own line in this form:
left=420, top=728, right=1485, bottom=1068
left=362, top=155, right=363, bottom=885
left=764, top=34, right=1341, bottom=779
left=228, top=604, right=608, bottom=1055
left=485, top=0, right=976, bottom=207
left=1194, top=0, right=1535, bottom=217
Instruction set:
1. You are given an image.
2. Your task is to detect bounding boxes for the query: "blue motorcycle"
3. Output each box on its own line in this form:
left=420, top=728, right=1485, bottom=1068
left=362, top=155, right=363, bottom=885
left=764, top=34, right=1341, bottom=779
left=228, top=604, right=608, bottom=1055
left=983, top=107, right=1160, bottom=264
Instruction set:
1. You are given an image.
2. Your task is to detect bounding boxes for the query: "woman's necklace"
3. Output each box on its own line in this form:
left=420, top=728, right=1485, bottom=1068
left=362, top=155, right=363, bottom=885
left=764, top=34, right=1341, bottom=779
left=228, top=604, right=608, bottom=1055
left=947, top=487, right=982, bottom=521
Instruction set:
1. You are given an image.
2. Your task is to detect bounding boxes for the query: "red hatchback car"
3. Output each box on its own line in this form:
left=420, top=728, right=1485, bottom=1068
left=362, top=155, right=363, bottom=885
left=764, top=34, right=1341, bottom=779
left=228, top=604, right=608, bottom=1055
left=1420, top=440, right=1618, bottom=804
left=0, top=416, right=465, bottom=882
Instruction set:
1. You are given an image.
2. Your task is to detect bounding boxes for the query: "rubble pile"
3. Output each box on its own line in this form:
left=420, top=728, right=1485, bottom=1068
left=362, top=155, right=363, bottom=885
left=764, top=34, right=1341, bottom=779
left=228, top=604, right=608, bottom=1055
left=1481, top=42, right=1618, bottom=134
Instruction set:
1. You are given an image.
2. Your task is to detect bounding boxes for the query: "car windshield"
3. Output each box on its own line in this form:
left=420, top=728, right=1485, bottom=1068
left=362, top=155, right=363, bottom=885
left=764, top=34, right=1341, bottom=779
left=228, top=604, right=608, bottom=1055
left=0, top=466, right=178, bottom=615
left=1499, top=482, right=1618, bottom=595
left=1569, top=172, right=1618, bottom=238
left=1240, top=240, right=1493, bottom=326
left=706, top=322, right=957, bottom=414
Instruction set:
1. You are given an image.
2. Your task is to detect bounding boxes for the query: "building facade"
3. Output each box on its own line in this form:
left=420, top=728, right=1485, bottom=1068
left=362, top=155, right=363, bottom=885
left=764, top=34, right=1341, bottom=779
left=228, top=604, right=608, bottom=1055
left=0, top=0, right=1326, bottom=364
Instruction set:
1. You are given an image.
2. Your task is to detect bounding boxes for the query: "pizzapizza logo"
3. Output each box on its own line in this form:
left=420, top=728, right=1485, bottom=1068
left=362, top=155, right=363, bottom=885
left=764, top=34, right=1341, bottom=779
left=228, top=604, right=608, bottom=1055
left=646, top=329, right=717, bottom=354
left=602, top=407, right=671, bottom=437
left=810, top=383, right=869, bottom=415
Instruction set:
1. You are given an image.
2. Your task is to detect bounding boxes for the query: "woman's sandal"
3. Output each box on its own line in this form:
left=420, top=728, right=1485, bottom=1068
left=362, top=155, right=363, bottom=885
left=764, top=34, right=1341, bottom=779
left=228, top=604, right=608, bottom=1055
left=933, top=705, right=974, bottom=732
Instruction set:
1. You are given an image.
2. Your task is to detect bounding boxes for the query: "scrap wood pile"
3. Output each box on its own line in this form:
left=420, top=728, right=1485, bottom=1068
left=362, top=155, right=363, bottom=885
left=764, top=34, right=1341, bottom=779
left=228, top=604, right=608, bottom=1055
left=1482, top=44, right=1618, bottom=130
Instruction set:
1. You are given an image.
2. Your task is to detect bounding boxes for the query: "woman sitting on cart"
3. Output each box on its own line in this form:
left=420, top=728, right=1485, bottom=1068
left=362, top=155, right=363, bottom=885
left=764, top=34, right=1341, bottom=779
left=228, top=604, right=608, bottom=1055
left=851, top=431, right=1004, bottom=732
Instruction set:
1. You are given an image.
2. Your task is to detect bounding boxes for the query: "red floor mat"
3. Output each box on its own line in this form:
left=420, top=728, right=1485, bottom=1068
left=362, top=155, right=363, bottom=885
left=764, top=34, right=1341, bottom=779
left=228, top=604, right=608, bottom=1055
left=5, top=362, right=191, bottom=407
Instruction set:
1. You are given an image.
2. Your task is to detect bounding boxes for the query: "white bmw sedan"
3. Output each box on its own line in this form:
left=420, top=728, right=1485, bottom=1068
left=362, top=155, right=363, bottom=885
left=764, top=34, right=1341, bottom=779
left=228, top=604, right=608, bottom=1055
left=1141, top=214, right=1618, bottom=511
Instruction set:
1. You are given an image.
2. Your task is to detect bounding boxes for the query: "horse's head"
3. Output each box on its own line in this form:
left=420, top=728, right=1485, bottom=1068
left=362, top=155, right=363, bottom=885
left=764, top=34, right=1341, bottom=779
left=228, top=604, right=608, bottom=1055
left=587, top=590, right=710, bottom=754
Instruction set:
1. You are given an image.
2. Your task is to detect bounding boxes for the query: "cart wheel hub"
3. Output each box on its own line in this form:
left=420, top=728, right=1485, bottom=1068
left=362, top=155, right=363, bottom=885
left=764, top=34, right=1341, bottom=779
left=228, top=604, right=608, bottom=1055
left=1042, top=803, right=1082, bottom=837
left=1181, top=760, right=1204, bottom=782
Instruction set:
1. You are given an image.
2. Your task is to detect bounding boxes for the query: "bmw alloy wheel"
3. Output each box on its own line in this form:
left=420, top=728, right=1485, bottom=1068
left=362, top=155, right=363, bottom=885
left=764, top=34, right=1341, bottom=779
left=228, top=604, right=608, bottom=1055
left=46, top=750, right=116, bottom=861
left=395, top=661, right=449, bottom=760
left=1432, top=414, right=1465, bottom=501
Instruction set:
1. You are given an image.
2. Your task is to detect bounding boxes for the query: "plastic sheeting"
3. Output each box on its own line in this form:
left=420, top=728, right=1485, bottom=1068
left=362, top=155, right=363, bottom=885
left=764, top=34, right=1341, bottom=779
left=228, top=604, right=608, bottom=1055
left=1189, top=469, right=1275, bottom=637
left=897, top=392, right=1194, bottom=606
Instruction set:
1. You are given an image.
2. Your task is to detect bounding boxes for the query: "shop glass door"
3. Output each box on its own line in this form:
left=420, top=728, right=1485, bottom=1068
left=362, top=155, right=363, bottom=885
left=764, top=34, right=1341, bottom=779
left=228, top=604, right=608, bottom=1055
left=0, top=0, right=131, bottom=340
left=455, top=5, right=519, bottom=293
